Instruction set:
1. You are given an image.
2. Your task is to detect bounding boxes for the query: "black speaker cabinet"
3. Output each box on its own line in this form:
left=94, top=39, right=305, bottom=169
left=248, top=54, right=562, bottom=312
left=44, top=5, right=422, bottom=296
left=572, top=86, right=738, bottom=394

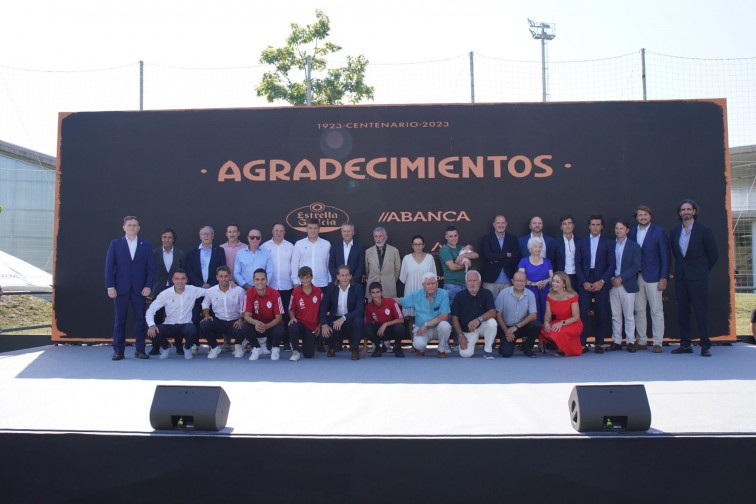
left=568, top=384, right=651, bottom=432
left=150, top=385, right=230, bottom=431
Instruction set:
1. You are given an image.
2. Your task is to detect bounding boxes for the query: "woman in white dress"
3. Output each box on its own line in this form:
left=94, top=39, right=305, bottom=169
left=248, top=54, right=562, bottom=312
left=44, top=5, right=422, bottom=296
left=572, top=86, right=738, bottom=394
left=399, top=235, right=438, bottom=325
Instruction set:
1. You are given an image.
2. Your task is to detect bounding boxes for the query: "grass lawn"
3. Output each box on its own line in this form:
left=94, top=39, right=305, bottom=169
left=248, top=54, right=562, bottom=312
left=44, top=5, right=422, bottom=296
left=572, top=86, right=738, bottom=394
left=0, top=294, right=53, bottom=335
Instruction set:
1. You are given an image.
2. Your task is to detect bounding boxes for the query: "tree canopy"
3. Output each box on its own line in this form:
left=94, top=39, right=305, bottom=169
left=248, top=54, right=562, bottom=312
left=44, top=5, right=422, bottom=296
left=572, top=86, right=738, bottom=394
left=256, top=10, right=374, bottom=106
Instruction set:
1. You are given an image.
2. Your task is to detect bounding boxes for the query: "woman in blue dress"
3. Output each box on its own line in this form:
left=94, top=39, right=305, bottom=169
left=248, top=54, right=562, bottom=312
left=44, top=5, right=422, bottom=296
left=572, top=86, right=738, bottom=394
left=517, top=237, right=553, bottom=322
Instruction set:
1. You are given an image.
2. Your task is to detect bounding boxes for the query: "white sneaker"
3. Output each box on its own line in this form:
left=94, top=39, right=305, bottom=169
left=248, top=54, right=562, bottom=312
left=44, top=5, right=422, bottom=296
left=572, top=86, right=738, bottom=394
left=159, top=346, right=170, bottom=359
left=271, top=348, right=280, bottom=361
left=290, top=350, right=301, bottom=362
left=233, top=344, right=245, bottom=358
left=191, top=344, right=198, bottom=356
left=249, top=347, right=261, bottom=361
left=208, top=346, right=222, bottom=359
left=260, top=346, right=271, bottom=356
left=184, top=348, right=193, bottom=360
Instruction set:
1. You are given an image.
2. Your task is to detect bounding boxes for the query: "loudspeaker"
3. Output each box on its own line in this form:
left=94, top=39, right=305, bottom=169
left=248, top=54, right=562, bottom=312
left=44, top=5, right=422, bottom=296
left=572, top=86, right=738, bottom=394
left=149, top=385, right=231, bottom=431
left=568, top=384, right=651, bottom=432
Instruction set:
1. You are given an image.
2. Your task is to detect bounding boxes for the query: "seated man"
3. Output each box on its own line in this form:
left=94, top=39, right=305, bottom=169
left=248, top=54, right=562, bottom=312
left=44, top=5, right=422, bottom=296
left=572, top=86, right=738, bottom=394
left=495, top=271, right=541, bottom=358
left=364, top=282, right=407, bottom=358
left=146, top=269, right=206, bottom=360
left=397, top=272, right=452, bottom=358
left=319, top=265, right=365, bottom=360
left=451, top=270, right=498, bottom=359
left=199, top=266, right=245, bottom=359
left=242, top=268, right=285, bottom=361
left=287, top=266, right=323, bottom=361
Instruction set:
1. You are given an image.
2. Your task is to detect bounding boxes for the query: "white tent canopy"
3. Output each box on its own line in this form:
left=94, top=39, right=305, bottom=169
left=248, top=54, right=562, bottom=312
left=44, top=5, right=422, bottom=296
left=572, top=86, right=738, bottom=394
left=0, top=250, right=52, bottom=291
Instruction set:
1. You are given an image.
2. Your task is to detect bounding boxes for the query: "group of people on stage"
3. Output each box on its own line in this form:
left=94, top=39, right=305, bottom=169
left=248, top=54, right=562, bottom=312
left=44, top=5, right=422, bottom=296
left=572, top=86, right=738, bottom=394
left=104, top=198, right=719, bottom=361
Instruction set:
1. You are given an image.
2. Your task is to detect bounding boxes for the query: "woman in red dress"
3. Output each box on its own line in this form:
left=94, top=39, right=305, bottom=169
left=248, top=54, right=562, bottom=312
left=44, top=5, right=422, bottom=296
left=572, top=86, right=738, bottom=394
left=541, top=272, right=583, bottom=356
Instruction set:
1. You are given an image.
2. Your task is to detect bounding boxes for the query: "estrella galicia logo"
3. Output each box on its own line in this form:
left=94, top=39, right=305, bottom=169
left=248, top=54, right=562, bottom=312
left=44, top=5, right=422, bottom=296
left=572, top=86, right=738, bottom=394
left=286, top=202, right=349, bottom=233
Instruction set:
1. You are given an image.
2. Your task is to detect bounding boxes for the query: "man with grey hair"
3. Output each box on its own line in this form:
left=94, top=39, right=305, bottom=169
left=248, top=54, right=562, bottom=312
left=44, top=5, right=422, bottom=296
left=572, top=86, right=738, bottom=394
left=185, top=226, right=226, bottom=344
left=329, top=222, right=366, bottom=285
left=496, top=271, right=540, bottom=358
left=451, top=270, right=498, bottom=359
left=397, top=272, right=452, bottom=358
left=365, top=226, right=401, bottom=298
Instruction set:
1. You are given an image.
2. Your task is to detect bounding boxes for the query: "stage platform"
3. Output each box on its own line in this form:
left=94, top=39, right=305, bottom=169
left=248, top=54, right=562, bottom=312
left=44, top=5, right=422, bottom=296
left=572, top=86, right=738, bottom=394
left=3, top=342, right=756, bottom=437
left=2, top=342, right=756, bottom=502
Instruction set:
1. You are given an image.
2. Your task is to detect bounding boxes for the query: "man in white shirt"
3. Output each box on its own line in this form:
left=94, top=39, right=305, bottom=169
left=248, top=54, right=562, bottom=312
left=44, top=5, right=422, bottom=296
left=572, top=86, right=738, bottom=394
left=199, top=266, right=245, bottom=359
left=291, top=218, right=331, bottom=289
left=261, top=223, right=296, bottom=350
left=146, top=269, right=207, bottom=360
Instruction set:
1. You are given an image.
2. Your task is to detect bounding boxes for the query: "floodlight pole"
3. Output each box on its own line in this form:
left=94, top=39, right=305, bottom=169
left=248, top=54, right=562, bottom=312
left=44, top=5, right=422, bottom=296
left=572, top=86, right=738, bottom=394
left=540, top=38, right=547, bottom=102
left=528, top=19, right=556, bottom=102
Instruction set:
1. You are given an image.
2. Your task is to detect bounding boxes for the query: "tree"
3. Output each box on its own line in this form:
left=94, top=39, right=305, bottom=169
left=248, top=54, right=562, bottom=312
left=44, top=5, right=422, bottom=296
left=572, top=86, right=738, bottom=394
left=256, top=10, right=374, bottom=106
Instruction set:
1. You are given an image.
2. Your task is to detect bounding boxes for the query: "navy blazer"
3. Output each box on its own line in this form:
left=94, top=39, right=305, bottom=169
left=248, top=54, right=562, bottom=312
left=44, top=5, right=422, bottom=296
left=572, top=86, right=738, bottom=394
left=554, top=234, right=581, bottom=273
left=628, top=223, right=670, bottom=283
left=319, top=282, right=365, bottom=326
left=151, top=246, right=186, bottom=296
left=613, top=239, right=641, bottom=293
left=575, top=235, right=616, bottom=286
left=479, top=232, right=521, bottom=283
left=105, top=236, right=155, bottom=294
left=185, top=244, right=226, bottom=287
left=670, top=222, right=719, bottom=282
left=518, top=234, right=558, bottom=267
left=329, top=240, right=366, bottom=282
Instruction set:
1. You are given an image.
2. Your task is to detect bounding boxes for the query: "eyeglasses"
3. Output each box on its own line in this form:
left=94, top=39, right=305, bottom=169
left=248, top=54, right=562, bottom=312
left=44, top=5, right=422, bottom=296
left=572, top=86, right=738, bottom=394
left=248, top=236, right=262, bottom=240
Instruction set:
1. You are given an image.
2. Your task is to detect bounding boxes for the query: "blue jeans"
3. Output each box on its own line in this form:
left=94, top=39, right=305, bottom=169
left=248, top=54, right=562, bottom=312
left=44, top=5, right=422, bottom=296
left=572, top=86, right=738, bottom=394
left=443, top=283, right=465, bottom=305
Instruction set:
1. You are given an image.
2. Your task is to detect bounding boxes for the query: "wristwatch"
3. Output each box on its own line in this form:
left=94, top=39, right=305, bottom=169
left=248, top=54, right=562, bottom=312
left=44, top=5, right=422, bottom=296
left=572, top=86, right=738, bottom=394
left=514, top=323, right=520, bottom=329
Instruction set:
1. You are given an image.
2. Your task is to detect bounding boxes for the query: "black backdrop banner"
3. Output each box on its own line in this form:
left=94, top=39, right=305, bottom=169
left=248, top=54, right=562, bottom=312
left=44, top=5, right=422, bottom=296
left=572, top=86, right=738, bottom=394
left=53, top=100, right=734, bottom=340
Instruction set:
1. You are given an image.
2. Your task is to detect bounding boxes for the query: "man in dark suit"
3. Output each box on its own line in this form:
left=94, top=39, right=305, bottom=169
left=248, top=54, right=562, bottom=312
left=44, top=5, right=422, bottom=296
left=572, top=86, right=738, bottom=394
left=105, top=215, right=155, bottom=360
left=518, top=216, right=557, bottom=266
left=575, top=214, right=616, bottom=353
left=670, top=199, right=719, bottom=356
left=479, top=215, right=521, bottom=300
left=329, top=223, right=366, bottom=285
left=151, top=228, right=186, bottom=298
left=319, top=265, right=365, bottom=360
left=186, top=226, right=226, bottom=288
left=608, top=219, right=642, bottom=352
left=185, top=226, right=226, bottom=335
left=627, top=205, right=670, bottom=353
left=554, top=215, right=580, bottom=291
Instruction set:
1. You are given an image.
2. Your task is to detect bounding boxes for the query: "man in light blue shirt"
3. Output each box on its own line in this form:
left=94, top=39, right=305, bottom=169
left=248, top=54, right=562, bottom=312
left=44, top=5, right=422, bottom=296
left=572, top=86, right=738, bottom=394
left=397, top=272, right=452, bottom=358
left=234, top=228, right=273, bottom=290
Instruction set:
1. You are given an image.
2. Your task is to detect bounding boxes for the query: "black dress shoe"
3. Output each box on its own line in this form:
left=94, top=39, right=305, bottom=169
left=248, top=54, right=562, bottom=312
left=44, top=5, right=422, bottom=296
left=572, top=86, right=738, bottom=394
left=175, top=345, right=185, bottom=355
left=317, top=341, right=326, bottom=353
left=148, top=346, right=160, bottom=355
left=394, top=347, right=405, bottom=358
left=701, top=348, right=712, bottom=357
left=371, top=345, right=386, bottom=357
left=607, top=343, right=622, bottom=351
left=524, top=349, right=536, bottom=358
left=626, top=343, right=636, bottom=353
left=582, top=346, right=590, bottom=354
left=135, top=351, right=149, bottom=359
left=111, top=352, right=125, bottom=361
left=671, top=346, right=693, bottom=354
left=594, top=345, right=605, bottom=354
